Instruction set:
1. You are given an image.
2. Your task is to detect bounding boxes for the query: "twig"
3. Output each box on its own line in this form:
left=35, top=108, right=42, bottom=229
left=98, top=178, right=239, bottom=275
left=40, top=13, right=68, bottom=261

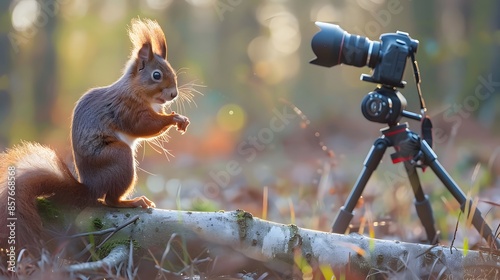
left=415, top=244, right=439, bottom=259
left=495, top=223, right=500, bottom=239
left=450, top=212, right=461, bottom=254
left=126, top=239, right=135, bottom=279
left=96, top=215, right=140, bottom=250
left=67, top=214, right=140, bottom=261
left=67, top=245, right=128, bottom=272
left=69, top=215, right=140, bottom=240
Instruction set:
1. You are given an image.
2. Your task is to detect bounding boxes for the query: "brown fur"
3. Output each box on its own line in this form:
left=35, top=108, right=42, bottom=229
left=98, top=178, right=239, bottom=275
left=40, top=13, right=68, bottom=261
left=0, top=18, right=189, bottom=250
left=0, top=143, right=88, bottom=249
left=129, top=18, right=167, bottom=59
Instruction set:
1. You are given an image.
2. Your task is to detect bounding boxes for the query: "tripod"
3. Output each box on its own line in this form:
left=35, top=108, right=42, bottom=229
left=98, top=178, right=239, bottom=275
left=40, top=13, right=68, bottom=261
left=331, top=88, right=500, bottom=248
left=308, top=23, right=498, bottom=247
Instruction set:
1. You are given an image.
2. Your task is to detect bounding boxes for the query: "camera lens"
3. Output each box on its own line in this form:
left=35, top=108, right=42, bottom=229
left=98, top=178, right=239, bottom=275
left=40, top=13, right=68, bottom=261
left=310, top=22, right=381, bottom=68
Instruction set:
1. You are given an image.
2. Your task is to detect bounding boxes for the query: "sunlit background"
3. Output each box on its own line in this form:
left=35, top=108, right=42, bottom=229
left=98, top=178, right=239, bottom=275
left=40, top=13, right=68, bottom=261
left=1, top=0, right=499, bottom=244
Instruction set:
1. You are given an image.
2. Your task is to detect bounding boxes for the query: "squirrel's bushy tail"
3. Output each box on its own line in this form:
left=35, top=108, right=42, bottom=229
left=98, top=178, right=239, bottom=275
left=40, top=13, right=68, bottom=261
left=0, top=142, right=86, bottom=250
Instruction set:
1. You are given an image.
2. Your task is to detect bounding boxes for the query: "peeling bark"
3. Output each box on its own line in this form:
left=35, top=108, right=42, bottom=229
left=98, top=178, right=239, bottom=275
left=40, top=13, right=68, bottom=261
left=73, top=207, right=500, bottom=279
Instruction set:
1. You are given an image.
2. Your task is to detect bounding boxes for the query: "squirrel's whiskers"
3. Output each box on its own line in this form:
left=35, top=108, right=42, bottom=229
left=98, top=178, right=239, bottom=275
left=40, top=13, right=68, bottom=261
left=175, top=78, right=204, bottom=115
left=141, top=76, right=203, bottom=161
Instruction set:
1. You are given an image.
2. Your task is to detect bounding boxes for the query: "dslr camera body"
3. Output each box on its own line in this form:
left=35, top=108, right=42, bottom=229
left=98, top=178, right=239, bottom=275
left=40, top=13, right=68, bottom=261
left=310, top=22, right=420, bottom=125
left=310, top=22, right=418, bottom=88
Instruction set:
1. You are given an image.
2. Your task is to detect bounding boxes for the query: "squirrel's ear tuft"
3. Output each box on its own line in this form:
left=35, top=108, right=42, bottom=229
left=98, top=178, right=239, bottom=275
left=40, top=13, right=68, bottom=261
left=128, top=18, right=167, bottom=60
left=137, top=43, right=153, bottom=62
left=148, top=20, right=167, bottom=59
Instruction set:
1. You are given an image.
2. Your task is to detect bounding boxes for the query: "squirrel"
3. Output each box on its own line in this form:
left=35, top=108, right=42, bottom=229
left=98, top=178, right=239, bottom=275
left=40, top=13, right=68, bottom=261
left=0, top=18, right=190, bottom=251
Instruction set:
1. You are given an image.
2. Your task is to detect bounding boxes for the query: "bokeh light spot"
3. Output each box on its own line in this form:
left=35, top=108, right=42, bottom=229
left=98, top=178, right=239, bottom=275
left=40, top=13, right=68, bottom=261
left=146, top=0, right=173, bottom=10
left=11, top=0, right=40, bottom=32
left=217, top=104, right=246, bottom=132
left=185, top=0, right=214, bottom=8
left=146, top=175, right=165, bottom=194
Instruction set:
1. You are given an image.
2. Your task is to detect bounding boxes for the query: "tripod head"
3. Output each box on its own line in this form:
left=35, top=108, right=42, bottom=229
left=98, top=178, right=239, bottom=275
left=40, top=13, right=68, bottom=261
left=361, top=85, right=407, bottom=126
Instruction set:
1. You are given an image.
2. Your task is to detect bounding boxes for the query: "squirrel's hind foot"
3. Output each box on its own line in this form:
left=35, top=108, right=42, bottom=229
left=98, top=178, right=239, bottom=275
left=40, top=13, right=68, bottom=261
left=105, top=196, right=156, bottom=209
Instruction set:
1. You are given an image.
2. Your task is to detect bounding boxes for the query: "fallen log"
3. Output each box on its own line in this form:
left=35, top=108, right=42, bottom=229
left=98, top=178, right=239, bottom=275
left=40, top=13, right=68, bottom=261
left=69, top=207, right=500, bottom=279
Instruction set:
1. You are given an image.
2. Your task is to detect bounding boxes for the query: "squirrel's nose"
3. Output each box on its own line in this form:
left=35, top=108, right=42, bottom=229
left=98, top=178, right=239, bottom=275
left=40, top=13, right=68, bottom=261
left=164, top=87, right=178, bottom=100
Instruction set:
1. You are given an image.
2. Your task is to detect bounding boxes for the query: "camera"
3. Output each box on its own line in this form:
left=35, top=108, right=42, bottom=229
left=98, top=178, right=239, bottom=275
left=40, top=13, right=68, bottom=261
left=310, top=22, right=419, bottom=88
left=310, top=22, right=420, bottom=125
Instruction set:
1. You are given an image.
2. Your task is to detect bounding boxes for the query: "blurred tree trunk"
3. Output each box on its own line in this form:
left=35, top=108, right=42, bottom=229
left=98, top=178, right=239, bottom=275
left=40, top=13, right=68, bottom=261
left=437, top=0, right=469, bottom=105
left=33, top=0, right=58, bottom=136
left=478, top=1, right=500, bottom=131
left=0, top=0, right=12, bottom=150
left=5, top=0, right=58, bottom=143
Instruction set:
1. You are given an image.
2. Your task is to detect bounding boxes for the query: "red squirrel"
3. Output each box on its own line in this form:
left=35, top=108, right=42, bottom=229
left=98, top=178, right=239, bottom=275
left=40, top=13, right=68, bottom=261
left=0, top=18, right=189, bottom=250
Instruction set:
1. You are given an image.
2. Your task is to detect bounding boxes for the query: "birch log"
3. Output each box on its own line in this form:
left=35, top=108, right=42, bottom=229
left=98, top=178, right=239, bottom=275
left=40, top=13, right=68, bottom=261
left=75, top=207, right=500, bottom=279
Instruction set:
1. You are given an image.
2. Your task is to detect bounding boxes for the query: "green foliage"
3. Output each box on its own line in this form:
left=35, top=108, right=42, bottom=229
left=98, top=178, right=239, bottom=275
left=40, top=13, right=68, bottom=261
left=98, top=239, right=138, bottom=260
left=189, top=198, right=219, bottom=212
left=36, top=197, right=61, bottom=224
left=92, top=218, right=104, bottom=231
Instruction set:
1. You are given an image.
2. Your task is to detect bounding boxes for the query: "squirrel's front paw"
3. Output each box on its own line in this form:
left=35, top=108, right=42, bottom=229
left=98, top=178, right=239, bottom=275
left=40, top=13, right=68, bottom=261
left=173, top=114, right=190, bottom=133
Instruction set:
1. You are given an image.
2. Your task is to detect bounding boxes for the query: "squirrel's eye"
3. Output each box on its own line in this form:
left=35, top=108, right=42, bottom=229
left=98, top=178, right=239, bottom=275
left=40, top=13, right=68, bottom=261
left=151, top=70, right=162, bottom=81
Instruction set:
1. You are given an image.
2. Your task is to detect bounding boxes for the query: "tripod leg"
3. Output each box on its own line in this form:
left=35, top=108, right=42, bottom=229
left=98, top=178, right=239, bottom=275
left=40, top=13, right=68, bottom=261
left=421, top=140, right=500, bottom=248
left=332, top=139, right=388, bottom=234
left=403, top=161, right=438, bottom=244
